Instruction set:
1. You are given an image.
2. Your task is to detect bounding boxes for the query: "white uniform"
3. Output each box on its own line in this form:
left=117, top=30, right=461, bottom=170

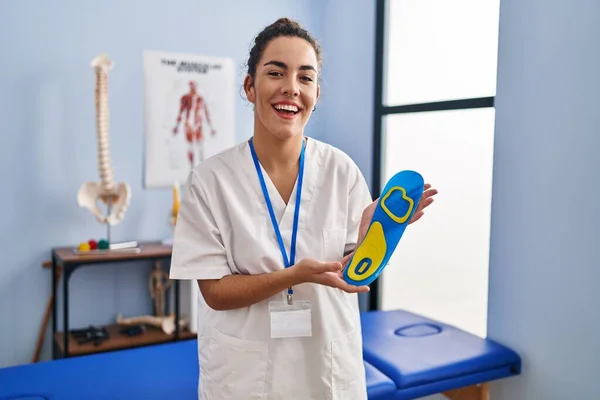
left=169, top=137, right=373, bottom=400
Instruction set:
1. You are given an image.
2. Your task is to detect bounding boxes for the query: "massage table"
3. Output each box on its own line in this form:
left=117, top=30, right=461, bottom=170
left=361, top=310, right=521, bottom=399
left=0, top=309, right=521, bottom=400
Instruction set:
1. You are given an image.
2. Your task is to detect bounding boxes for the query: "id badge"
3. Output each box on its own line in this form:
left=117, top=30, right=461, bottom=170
left=269, top=300, right=312, bottom=339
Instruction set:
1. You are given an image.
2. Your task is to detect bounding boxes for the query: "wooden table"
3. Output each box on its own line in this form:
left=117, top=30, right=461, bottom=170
left=51, top=241, right=194, bottom=359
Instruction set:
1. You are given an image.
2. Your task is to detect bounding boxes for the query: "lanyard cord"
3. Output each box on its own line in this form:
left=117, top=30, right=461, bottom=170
left=248, top=137, right=306, bottom=300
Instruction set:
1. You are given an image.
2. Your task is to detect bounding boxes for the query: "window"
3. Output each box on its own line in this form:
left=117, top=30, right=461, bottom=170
left=370, top=0, right=500, bottom=338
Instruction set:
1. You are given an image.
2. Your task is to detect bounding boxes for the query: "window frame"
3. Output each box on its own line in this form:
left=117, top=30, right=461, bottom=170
left=368, top=0, right=495, bottom=311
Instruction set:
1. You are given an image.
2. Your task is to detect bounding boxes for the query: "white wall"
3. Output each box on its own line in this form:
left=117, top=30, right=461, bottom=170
left=488, top=0, right=600, bottom=398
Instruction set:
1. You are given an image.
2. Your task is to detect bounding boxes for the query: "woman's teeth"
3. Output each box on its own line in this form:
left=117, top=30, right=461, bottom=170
left=274, top=104, right=299, bottom=114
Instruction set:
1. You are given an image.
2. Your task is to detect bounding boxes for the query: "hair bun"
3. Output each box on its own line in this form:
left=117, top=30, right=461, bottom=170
left=274, top=17, right=300, bottom=28
left=244, top=17, right=323, bottom=83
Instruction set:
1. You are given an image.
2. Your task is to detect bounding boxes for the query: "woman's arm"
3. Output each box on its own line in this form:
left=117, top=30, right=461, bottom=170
left=198, top=268, right=297, bottom=311
left=198, top=256, right=368, bottom=311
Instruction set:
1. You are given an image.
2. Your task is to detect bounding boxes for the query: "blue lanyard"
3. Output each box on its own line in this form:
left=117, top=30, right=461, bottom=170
left=249, top=137, right=305, bottom=301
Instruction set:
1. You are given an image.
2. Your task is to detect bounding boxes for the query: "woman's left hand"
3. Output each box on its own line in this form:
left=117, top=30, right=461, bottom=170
left=357, top=183, right=438, bottom=244
left=408, top=183, right=438, bottom=224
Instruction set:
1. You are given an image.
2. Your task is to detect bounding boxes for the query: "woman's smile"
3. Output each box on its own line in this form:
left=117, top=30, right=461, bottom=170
left=272, top=100, right=302, bottom=120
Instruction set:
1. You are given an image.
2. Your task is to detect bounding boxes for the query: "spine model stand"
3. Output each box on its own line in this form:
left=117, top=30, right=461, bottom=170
left=77, top=54, right=133, bottom=250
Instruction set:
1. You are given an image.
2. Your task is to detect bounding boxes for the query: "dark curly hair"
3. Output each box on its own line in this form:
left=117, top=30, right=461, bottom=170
left=245, top=17, right=323, bottom=85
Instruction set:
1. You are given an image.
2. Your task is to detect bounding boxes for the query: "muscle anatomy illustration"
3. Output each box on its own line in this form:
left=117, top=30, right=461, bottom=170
left=172, top=80, right=216, bottom=167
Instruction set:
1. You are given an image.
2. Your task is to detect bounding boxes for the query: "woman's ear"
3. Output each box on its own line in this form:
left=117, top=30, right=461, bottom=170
left=243, top=75, right=255, bottom=103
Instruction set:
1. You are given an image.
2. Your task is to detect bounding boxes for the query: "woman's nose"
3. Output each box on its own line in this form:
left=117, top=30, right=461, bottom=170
left=282, top=79, right=300, bottom=97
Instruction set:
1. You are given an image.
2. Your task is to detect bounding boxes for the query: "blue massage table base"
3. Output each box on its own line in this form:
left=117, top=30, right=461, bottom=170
left=0, top=309, right=521, bottom=400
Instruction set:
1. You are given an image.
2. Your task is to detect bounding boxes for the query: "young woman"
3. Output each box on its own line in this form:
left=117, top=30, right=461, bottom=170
left=170, top=17, right=437, bottom=400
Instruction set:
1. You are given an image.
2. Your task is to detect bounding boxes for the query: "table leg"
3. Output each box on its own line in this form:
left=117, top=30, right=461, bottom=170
left=480, top=383, right=489, bottom=400
left=443, top=384, right=484, bottom=400
left=175, top=278, right=180, bottom=339
left=51, top=254, right=58, bottom=359
left=62, top=265, right=70, bottom=357
left=34, top=265, right=61, bottom=362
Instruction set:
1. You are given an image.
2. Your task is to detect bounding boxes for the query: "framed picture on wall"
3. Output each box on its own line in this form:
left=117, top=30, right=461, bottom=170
left=143, top=50, right=236, bottom=188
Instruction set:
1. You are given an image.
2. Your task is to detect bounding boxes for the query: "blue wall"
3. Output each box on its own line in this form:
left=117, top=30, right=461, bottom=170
left=318, top=1, right=375, bottom=187
left=318, top=1, right=377, bottom=313
left=487, top=0, right=600, bottom=398
left=0, top=0, right=326, bottom=367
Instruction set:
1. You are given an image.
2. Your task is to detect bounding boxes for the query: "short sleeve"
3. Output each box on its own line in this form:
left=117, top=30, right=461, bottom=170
left=169, top=170, right=232, bottom=280
left=345, top=163, right=373, bottom=254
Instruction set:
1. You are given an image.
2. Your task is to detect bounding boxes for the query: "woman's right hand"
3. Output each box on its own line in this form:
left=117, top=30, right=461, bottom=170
left=289, top=256, right=370, bottom=294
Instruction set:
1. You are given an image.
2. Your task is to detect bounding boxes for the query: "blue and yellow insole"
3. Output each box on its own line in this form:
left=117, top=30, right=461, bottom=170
left=343, top=170, right=424, bottom=286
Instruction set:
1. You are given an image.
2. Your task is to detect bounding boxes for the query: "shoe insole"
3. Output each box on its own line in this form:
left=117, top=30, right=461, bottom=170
left=343, top=170, right=424, bottom=286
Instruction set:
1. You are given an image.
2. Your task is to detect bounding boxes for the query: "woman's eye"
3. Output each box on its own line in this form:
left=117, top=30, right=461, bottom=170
left=302, top=76, right=314, bottom=82
left=268, top=71, right=282, bottom=77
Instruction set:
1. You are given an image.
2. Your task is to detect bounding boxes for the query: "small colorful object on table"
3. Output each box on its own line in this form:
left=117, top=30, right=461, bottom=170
left=77, top=239, right=106, bottom=253
left=77, top=239, right=105, bottom=252
left=343, top=170, right=424, bottom=286
left=73, top=239, right=141, bottom=254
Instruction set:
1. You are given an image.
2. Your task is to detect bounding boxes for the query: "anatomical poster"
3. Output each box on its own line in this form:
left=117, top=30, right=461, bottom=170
left=143, top=50, right=236, bottom=188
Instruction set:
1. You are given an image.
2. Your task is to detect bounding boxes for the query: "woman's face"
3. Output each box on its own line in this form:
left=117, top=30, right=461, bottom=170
left=245, top=36, right=320, bottom=141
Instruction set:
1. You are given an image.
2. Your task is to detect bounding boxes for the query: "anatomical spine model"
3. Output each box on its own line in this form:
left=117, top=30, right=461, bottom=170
left=77, top=54, right=131, bottom=226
